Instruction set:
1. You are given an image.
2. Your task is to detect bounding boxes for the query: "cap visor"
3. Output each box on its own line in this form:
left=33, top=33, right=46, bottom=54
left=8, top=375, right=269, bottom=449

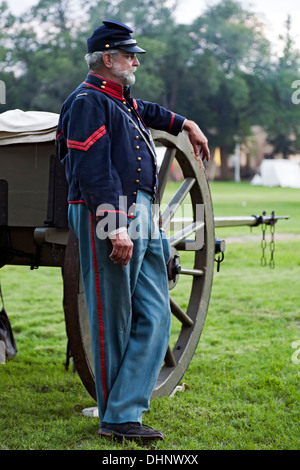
left=121, top=45, right=146, bottom=53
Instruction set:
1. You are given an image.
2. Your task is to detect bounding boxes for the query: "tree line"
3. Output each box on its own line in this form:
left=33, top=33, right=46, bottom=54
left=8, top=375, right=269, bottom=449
left=1, top=0, right=300, bottom=177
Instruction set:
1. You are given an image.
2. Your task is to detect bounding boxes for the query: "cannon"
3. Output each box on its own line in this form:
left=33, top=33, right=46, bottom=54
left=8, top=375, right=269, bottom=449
left=0, top=110, right=289, bottom=398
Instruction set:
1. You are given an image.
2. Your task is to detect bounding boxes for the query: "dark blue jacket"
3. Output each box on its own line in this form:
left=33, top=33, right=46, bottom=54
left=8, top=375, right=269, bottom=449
left=57, top=73, right=185, bottom=230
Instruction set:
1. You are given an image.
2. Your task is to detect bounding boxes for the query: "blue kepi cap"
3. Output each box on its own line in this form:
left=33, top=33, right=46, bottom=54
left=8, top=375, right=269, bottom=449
left=87, top=20, right=146, bottom=54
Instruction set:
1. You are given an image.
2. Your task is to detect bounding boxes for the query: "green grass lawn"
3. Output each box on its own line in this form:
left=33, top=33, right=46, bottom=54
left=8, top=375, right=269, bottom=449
left=0, top=182, right=299, bottom=450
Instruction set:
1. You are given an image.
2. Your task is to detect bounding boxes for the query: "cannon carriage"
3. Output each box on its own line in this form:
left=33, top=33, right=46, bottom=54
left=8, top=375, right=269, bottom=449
left=0, top=109, right=288, bottom=399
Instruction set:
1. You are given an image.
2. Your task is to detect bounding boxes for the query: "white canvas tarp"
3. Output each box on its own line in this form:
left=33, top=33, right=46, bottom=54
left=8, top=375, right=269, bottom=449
left=0, top=109, right=59, bottom=145
left=251, top=159, right=300, bottom=189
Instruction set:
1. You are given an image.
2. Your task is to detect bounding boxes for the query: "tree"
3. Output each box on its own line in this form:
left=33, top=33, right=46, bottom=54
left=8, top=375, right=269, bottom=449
left=0, top=0, right=177, bottom=112
left=176, top=0, right=272, bottom=178
left=0, top=2, right=17, bottom=110
left=0, top=2, right=15, bottom=62
left=84, top=0, right=177, bottom=36
left=0, top=0, right=90, bottom=112
left=264, top=15, right=300, bottom=158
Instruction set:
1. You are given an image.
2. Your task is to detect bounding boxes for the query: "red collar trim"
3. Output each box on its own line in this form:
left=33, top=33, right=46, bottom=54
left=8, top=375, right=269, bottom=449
left=85, top=73, right=125, bottom=101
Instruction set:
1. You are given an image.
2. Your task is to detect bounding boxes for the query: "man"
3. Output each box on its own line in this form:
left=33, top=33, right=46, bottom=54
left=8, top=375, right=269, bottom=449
left=57, top=20, right=209, bottom=441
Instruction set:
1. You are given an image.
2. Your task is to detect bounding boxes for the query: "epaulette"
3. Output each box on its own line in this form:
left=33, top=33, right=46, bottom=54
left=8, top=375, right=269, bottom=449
left=76, top=92, right=88, bottom=98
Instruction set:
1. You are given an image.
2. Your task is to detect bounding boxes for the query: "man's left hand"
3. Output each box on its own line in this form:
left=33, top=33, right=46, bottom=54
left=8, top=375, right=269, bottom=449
left=183, top=120, right=210, bottom=163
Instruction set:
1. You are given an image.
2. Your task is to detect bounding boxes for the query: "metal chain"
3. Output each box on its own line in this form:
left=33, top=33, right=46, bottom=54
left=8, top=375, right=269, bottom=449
left=269, top=220, right=276, bottom=269
left=260, top=212, right=267, bottom=267
left=260, top=211, right=276, bottom=269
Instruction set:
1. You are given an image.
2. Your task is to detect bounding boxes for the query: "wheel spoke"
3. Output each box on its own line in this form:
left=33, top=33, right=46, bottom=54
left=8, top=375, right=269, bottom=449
left=173, top=240, right=199, bottom=251
left=170, top=297, right=194, bottom=327
left=157, top=147, right=176, bottom=203
left=160, top=177, right=196, bottom=230
left=164, top=345, right=177, bottom=367
left=170, top=220, right=204, bottom=247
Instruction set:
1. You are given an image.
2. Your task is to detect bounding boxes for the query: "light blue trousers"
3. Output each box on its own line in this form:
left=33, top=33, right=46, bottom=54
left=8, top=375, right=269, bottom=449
left=68, top=190, right=171, bottom=425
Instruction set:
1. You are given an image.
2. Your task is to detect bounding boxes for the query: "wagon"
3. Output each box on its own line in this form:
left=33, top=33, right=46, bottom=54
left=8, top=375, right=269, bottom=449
left=0, top=109, right=288, bottom=399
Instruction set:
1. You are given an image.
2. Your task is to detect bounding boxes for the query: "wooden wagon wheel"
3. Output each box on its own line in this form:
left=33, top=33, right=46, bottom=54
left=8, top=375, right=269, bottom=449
left=63, top=129, right=215, bottom=401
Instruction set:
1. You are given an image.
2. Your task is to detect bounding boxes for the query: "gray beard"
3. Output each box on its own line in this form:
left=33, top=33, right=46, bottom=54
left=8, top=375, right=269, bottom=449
left=112, top=63, right=136, bottom=86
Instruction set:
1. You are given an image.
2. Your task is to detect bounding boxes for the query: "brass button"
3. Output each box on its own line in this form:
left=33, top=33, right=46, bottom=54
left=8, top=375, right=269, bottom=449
left=136, top=146, right=140, bottom=150
left=137, top=168, right=141, bottom=172
left=135, top=136, right=139, bottom=140
left=134, top=126, right=138, bottom=130
left=132, top=202, right=136, bottom=206
left=136, top=179, right=139, bottom=183
left=130, top=212, right=134, bottom=216
left=102, top=81, right=107, bottom=85
left=128, top=109, right=131, bottom=113
left=133, top=191, right=137, bottom=195
left=137, top=157, right=141, bottom=161
left=105, top=44, right=110, bottom=48
left=123, top=101, right=126, bottom=105
left=101, top=85, right=105, bottom=89
left=154, top=186, right=157, bottom=190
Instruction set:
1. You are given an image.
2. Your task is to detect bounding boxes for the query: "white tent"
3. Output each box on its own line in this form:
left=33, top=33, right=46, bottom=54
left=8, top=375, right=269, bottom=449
left=251, top=159, right=300, bottom=189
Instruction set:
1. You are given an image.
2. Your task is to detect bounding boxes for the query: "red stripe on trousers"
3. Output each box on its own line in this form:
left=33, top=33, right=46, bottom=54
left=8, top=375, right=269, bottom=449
left=90, top=212, right=108, bottom=407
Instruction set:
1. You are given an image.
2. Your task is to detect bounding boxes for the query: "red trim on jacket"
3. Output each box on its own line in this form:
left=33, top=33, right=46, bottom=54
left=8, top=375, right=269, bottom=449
left=168, top=112, right=175, bottom=132
left=67, top=125, right=106, bottom=151
left=96, top=209, right=135, bottom=220
left=84, top=75, right=125, bottom=101
left=56, top=130, right=63, bottom=139
left=132, top=99, right=138, bottom=110
left=90, top=212, right=108, bottom=408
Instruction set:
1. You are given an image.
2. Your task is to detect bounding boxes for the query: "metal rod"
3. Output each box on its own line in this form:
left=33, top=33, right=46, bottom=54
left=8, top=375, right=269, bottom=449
left=180, top=268, right=204, bottom=276
left=170, top=214, right=289, bottom=231
left=214, top=215, right=289, bottom=228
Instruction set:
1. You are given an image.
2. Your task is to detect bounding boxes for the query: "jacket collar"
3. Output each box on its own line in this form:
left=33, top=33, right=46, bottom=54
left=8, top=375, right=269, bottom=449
left=83, top=72, right=131, bottom=101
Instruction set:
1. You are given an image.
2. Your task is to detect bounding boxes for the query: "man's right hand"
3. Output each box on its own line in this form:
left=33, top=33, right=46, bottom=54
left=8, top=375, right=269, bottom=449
left=109, top=230, right=133, bottom=267
left=183, top=119, right=210, bottom=163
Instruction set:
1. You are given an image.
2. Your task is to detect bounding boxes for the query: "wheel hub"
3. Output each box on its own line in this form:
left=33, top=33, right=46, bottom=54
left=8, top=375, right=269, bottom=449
left=167, top=247, right=181, bottom=289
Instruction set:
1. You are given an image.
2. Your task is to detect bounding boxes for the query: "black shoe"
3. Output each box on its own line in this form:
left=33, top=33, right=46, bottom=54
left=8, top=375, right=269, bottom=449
left=99, top=421, right=164, bottom=441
